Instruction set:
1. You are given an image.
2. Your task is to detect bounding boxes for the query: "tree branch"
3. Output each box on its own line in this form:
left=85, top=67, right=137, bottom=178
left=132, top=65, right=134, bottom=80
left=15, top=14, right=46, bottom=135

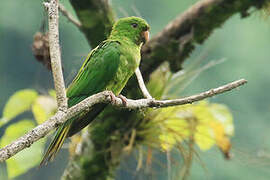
left=44, top=0, right=68, bottom=111
left=140, top=0, right=268, bottom=77
left=135, top=68, right=153, bottom=99
left=0, top=79, right=247, bottom=162
left=59, top=3, right=82, bottom=28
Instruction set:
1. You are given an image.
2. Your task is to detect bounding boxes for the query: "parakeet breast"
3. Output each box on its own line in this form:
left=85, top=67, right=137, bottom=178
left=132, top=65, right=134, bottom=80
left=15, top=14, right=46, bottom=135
left=106, top=40, right=141, bottom=95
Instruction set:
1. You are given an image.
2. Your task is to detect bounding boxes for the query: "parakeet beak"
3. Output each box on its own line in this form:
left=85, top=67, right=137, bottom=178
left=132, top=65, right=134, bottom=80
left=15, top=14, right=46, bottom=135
left=141, top=30, right=149, bottom=44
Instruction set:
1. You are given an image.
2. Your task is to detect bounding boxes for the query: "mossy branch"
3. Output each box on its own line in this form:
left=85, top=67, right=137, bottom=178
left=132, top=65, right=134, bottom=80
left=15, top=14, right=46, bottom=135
left=140, top=0, right=269, bottom=77
left=69, top=0, right=115, bottom=48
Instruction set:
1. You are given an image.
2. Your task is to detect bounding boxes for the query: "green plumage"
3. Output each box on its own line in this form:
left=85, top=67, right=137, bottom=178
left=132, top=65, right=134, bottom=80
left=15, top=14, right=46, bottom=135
left=40, top=17, right=150, bottom=165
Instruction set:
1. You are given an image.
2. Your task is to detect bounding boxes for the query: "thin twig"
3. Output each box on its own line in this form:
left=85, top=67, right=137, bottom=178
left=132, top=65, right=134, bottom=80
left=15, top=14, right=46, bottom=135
left=44, top=0, right=68, bottom=111
left=0, top=79, right=247, bottom=162
left=135, top=68, right=153, bottom=99
left=59, top=3, right=82, bottom=28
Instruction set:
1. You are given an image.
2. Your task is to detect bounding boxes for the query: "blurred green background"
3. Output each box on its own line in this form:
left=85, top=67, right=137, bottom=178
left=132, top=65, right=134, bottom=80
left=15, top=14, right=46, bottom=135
left=1, top=0, right=270, bottom=179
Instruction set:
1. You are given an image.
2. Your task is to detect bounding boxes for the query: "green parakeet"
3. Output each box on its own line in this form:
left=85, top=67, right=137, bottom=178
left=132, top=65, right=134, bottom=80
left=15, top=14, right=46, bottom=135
left=40, top=17, right=150, bottom=165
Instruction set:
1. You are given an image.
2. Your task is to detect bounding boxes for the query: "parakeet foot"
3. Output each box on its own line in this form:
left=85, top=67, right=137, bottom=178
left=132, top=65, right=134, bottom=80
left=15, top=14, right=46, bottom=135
left=117, top=94, right=128, bottom=106
left=108, top=91, right=117, bottom=105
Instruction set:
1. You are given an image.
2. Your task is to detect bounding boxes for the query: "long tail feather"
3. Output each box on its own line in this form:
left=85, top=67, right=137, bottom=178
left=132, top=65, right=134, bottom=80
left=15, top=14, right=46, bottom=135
left=40, top=124, right=71, bottom=166
left=67, top=104, right=107, bottom=137
left=40, top=104, right=107, bottom=166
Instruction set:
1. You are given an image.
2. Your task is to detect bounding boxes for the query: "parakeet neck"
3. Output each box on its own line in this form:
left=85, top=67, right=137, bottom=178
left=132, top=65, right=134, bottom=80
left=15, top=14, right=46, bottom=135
left=109, top=32, right=142, bottom=48
left=109, top=33, right=142, bottom=69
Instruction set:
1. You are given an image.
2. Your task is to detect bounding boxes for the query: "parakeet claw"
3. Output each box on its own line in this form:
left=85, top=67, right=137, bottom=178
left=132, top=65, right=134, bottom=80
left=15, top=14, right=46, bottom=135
left=108, top=91, right=117, bottom=105
left=107, top=92, right=127, bottom=106
left=118, top=94, right=128, bottom=106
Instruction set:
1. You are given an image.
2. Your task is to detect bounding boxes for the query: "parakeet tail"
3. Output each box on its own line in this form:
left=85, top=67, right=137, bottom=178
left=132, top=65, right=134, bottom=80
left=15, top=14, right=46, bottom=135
left=67, top=103, right=107, bottom=137
left=40, top=103, right=106, bottom=166
left=39, top=124, right=71, bottom=166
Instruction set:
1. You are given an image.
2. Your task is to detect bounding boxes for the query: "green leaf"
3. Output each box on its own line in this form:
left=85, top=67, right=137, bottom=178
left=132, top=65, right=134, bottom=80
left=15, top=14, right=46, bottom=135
left=32, top=96, right=57, bottom=124
left=210, top=103, right=234, bottom=135
left=146, top=101, right=234, bottom=153
left=0, top=117, right=8, bottom=128
left=194, top=125, right=215, bottom=150
left=2, top=89, right=38, bottom=123
left=32, top=102, right=46, bottom=125
left=0, top=119, right=45, bottom=179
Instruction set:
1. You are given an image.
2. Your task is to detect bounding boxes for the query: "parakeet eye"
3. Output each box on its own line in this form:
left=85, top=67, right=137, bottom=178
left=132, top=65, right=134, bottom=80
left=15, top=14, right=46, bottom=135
left=131, top=23, right=138, bottom=28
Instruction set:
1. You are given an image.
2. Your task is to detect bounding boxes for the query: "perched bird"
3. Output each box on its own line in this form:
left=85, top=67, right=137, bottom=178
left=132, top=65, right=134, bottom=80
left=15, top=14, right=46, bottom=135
left=40, top=17, right=150, bottom=165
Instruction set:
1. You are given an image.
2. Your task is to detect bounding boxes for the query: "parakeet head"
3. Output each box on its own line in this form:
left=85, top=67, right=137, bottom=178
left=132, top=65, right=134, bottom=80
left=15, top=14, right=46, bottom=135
left=110, top=16, right=150, bottom=45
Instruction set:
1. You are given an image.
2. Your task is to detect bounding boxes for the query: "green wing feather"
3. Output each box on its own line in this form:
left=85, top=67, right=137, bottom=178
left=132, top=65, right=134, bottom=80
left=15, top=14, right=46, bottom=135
left=40, top=40, right=121, bottom=165
left=67, top=40, right=121, bottom=99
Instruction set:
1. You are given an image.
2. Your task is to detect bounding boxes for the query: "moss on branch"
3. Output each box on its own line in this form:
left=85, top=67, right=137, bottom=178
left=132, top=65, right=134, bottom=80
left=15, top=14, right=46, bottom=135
left=140, top=0, right=269, bottom=76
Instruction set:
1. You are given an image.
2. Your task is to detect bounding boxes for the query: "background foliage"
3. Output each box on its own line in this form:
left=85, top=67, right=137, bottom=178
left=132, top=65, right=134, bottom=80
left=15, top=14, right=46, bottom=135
left=1, top=0, right=270, bottom=179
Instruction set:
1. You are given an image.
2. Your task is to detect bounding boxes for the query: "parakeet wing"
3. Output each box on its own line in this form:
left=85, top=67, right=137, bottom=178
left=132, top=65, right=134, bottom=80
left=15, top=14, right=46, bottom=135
left=67, top=40, right=121, bottom=107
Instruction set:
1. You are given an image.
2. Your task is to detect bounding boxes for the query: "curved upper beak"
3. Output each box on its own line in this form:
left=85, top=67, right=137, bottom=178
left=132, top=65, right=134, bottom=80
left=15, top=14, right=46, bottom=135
left=141, top=30, right=150, bottom=44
